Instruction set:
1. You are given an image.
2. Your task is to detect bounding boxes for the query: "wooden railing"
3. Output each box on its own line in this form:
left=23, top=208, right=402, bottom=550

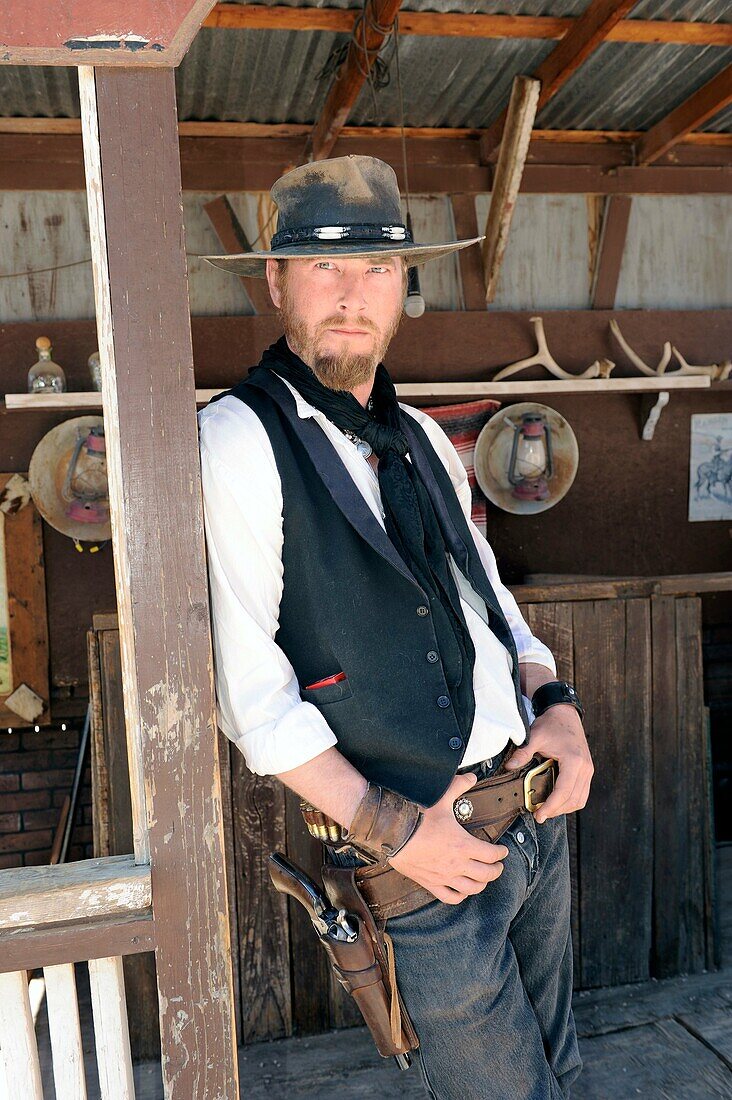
left=0, top=855, right=153, bottom=1099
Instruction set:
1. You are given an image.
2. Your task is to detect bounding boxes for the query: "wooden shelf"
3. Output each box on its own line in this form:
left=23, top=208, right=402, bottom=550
left=2, top=374, right=712, bottom=411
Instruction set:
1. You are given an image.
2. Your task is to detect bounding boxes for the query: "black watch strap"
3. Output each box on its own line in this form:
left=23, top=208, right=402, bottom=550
left=531, top=680, right=584, bottom=721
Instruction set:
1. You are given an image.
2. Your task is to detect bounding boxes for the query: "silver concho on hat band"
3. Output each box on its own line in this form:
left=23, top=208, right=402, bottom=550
left=454, top=797, right=474, bottom=824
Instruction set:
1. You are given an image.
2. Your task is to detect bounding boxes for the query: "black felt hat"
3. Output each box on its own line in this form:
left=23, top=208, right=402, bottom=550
left=202, top=155, right=483, bottom=278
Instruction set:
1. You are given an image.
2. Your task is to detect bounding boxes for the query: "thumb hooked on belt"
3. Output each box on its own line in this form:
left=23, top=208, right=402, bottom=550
left=503, top=743, right=535, bottom=770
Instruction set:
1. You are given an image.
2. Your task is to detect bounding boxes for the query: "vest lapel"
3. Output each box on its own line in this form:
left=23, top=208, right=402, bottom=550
left=243, top=371, right=423, bottom=594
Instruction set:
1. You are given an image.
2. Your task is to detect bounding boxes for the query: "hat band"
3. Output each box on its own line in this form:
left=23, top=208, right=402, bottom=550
left=270, top=223, right=413, bottom=250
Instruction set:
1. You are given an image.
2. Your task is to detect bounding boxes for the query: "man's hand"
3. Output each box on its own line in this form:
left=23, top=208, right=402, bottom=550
left=387, top=771, right=508, bottom=905
left=505, top=705, right=593, bottom=823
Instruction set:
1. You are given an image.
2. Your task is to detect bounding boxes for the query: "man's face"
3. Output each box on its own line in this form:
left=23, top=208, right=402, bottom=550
left=265, top=254, right=407, bottom=392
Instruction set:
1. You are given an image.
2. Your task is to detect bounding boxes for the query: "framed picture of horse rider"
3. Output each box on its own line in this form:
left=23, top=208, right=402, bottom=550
left=689, top=413, right=732, bottom=522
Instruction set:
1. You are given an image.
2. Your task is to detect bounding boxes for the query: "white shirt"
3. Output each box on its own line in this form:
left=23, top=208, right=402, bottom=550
left=197, top=375, right=557, bottom=777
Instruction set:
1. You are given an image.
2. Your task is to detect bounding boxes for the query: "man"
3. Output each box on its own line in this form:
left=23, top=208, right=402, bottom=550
left=198, top=155, right=592, bottom=1098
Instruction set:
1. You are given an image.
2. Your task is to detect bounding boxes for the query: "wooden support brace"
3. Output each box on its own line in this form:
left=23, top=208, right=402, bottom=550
left=203, top=195, right=275, bottom=314
left=482, top=76, right=540, bottom=304
left=591, top=195, right=633, bottom=309
left=451, top=194, right=486, bottom=311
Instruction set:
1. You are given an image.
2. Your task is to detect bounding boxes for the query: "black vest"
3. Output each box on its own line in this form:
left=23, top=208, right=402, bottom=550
left=207, top=370, right=529, bottom=807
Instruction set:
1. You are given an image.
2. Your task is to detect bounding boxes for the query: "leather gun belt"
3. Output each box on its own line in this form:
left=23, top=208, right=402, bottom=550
left=353, top=756, right=557, bottom=923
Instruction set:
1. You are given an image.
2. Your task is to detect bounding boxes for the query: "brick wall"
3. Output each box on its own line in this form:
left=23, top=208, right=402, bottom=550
left=0, top=720, right=93, bottom=868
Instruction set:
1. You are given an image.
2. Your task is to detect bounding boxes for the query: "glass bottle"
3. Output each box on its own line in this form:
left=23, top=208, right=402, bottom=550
left=27, top=336, right=66, bottom=394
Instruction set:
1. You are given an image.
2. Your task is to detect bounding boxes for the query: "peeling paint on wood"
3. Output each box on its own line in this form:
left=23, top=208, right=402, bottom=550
left=0, top=855, right=152, bottom=930
left=64, top=35, right=153, bottom=53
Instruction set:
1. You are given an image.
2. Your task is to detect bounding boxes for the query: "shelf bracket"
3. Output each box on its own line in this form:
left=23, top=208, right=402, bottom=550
left=639, top=390, right=670, bottom=441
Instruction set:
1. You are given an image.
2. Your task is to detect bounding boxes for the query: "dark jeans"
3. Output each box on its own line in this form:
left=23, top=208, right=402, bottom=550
left=329, top=756, right=582, bottom=1099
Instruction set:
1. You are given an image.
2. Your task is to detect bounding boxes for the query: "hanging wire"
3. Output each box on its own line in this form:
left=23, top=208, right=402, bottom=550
left=0, top=243, right=274, bottom=280
left=317, top=0, right=398, bottom=122
left=392, top=14, right=411, bottom=222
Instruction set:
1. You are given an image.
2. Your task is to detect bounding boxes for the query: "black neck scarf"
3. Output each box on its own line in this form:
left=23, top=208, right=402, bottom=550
left=250, top=335, right=476, bottom=746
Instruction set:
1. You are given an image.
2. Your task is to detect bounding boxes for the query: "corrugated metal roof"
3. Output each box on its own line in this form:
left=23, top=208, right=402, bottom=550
left=0, top=0, right=728, bottom=132
left=0, top=64, right=79, bottom=119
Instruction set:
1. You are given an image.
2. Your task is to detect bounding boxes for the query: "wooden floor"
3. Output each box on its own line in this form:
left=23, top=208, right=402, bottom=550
left=35, top=845, right=732, bottom=1099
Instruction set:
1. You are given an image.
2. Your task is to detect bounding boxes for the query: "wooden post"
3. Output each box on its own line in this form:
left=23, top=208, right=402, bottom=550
left=78, top=65, right=238, bottom=1097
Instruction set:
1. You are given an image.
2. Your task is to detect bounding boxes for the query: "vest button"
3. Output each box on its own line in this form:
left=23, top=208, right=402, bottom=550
left=426, top=651, right=439, bottom=663
left=449, top=736, right=463, bottom=751
left=416, top=605, right=429, bottom=616
left=437, top=695, right=451, bottom=708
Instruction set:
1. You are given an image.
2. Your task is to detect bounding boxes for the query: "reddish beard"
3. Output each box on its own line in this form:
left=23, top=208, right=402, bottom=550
left=277, top=279, right=403, bottom=392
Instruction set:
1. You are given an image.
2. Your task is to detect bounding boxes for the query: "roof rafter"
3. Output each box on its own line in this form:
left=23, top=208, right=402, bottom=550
left=304, top=0, right=404, bottom=161
left=479, top=0, right=639, bottom=163
left=203, top=5, right=732, bottom=48
left=0, top=118, right=730, bottom=150
left=636, top=64, right=732, bottom=166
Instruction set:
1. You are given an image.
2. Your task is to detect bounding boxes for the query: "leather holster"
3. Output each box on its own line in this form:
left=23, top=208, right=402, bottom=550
left=321, top=863, right=420, bottom=1058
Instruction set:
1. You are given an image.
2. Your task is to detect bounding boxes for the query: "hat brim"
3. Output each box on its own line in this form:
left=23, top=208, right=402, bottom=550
left=201, top=236, right=484, bottom=278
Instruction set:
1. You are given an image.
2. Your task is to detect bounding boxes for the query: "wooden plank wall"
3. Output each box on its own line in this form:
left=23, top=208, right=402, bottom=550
left=522, top=602, right=581, bottom=988
left=519, top=593, right=712, bottom=992
left=90, top=592, right=714, bottom=1041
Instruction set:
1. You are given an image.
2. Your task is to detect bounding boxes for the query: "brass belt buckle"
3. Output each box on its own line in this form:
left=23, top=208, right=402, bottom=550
left=523, top=757, right=556, bottom=813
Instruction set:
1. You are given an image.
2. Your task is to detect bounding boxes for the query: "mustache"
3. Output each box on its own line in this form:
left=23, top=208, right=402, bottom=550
left=316, top=318, right=379, bottom=334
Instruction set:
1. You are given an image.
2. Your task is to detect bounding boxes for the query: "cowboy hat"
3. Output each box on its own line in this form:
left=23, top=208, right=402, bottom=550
left=201, top=155, right=484, bottom=278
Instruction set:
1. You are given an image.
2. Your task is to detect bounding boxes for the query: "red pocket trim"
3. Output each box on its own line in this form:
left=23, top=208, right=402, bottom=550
left=304, top=671, right=346, bottom=690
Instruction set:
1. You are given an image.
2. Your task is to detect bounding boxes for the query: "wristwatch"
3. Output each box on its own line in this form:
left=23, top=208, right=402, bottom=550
left=531, top=680, right=584, bottom=722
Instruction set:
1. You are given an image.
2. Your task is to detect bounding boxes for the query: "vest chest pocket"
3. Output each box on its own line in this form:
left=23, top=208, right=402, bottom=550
left=300, top=673, right=354, bottom=705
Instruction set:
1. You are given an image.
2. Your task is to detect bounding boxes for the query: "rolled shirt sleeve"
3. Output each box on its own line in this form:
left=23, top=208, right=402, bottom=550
left=402, top=405, right=558, bottom=677
left=198, top=399, right=338, bottom=775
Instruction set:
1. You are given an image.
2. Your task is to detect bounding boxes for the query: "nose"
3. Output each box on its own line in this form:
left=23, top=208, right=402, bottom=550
left=336, top=269, right=368, bottom=313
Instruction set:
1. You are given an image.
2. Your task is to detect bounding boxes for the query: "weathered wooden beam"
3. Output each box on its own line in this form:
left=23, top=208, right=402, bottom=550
left=306, top=0, right=404, bottom=161
left=0, top=310, right=729, bottom=386
left=202, top=195, right=275, bottom=314
left=0, top=856, right=151, bottom=930
left=0, top=914, right=156, bottom=974
left=2, top=132, right=731, bottom=192
left=480, top=0, right=639, bottom=162
left=78, top=64, right=238, bottom=1098
left=451, top=195, right=486, bottom=310
left=2, top=117, right=732, bottom=150
left=482, top=76, right=540, bottom=303
left=591, top=195, right=633, bottom=309
left=636, top=64, right=732, bottom=166
left=510, top=573, right=732, bottom=603
left=204, top=4, right=732, bottom=47
left=0, top=0, right=216, bottom=67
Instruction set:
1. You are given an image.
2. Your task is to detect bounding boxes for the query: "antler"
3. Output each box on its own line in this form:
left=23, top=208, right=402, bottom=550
left=493, top=316, right=614, bottom=381
left=609, top=319, right=672, bottom=375
left=672, top=346, right=732, bottom=382
left=611, top=320, right=728, bottom=380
